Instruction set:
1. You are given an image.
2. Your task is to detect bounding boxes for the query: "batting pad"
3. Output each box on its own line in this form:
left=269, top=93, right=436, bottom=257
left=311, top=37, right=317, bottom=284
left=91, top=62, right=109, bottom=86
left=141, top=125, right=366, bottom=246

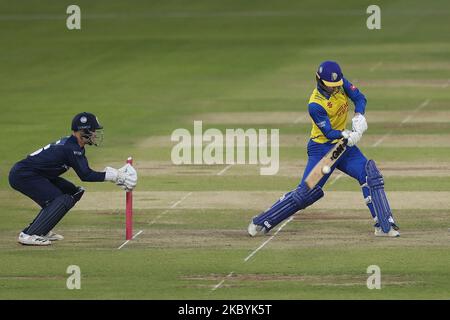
left=365, top=160, right=393, bottom=233
left=253, top=185, right=323, bottom=231
left=25, top=194, right=76, bottom=236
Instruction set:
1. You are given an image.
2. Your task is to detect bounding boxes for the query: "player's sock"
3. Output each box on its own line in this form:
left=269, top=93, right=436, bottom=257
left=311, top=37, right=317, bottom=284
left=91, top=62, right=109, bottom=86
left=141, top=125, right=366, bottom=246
left=24, top=194, right=75, bottom=236
left=253, top=185, right=324, bottom=232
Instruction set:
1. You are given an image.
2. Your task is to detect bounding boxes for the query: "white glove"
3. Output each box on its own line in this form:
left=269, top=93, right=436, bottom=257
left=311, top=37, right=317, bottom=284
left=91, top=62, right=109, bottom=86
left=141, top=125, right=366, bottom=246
left=342, top=129, right=362, bottom=147
left=104, top=164, right=138, bottom=190
left=352, top=113, right=368, bottom=136
left=120, top=164, right=137, bottom=191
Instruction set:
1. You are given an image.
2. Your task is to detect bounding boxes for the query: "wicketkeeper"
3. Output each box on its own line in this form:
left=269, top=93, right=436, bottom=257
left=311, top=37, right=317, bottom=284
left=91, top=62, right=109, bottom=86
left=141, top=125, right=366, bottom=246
left=248, top=61, right=400, bottom=237
left=9, top=112, right=138, bottom=246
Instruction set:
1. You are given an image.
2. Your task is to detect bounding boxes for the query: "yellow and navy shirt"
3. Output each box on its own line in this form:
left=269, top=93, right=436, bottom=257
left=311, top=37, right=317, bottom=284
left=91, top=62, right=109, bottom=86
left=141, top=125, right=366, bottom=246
left=308, top=78, right=366, bottom=144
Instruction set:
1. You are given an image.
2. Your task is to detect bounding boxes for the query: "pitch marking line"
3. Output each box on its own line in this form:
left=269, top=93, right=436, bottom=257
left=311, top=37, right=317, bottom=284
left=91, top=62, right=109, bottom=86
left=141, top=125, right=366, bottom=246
left=211, top=271, right=235, bottom=292
left=117, top=230, right=143, bottom=250
left=244, top=217, right=293, bottom=262
left=147, top=192, right=192, bottom=225
left=217, top=164, right=233, bottom=176
left=118, top=192, right=192, bottom=250
left=294, top=114, right=307, bottom=124
left=331, top=99, right=431, bottom=185
left=370, top=61, right=383, bottom=72
left=442, top=80, right=449, bottom=88
left=211, top=217, right=293, bottom=292
left=371, top=98, right=430, bottom=148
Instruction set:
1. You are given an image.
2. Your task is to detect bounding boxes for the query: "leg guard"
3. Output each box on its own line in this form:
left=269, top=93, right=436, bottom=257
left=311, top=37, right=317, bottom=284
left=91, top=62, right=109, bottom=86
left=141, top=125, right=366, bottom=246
left=365, top=160, right=394, bottom=233
left=361, top=183, right=377, bottom=220
left=253, top=185, right=324, bottom=232
left=72, top=186, right=85, bottom=203
left=24, top=194, right=76, bottom=236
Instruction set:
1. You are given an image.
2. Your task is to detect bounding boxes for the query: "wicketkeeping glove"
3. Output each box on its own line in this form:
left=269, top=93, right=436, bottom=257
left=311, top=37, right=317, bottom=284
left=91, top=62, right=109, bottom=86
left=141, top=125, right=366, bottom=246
left=104, top=164, right=138, bottom=190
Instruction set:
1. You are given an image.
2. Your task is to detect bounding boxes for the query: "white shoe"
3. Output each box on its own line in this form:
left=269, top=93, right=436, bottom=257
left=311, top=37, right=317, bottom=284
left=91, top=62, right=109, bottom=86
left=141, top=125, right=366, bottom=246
left=18, top=232, right=52, bottom=246
left=44, top=231, right=64, bottom=241
left=374, top=227, right=400, bottom=237
left=248, top=220, right=266, bottom=237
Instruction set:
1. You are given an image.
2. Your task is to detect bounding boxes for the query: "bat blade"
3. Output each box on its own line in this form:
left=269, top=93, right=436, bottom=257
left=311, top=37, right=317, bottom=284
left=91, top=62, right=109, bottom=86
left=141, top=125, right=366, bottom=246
left=304, top=139, right=348, bottom=189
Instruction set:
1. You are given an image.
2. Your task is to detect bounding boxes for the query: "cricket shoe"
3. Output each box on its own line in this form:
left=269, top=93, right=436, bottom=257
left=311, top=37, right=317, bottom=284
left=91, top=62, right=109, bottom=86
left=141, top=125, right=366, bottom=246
left=44, top=230, right=64, bottom=241
left=18, top=232, right=52, bottom=246
left=374, top=223, right=400, bottom=237
left=247, top=219, right=267, bottom=237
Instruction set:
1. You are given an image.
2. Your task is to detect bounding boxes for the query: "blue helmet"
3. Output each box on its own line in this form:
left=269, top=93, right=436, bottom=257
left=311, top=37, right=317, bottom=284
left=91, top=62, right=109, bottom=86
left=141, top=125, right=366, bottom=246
left=316, top=61, right=343, bottom=87
left=71, top=112, right=103, bottom=146
left=71, top=112, right=103, bottom=132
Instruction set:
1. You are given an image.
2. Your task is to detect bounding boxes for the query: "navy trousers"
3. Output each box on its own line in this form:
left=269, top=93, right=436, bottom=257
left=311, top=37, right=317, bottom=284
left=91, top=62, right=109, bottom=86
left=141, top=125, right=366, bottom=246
left=9, top=163, right=79, bottom=208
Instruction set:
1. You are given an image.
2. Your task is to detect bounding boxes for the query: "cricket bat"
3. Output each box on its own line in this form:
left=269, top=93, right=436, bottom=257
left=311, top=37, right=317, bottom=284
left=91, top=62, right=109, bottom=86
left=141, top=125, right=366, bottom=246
left=304, top=139, right=348, bottom=189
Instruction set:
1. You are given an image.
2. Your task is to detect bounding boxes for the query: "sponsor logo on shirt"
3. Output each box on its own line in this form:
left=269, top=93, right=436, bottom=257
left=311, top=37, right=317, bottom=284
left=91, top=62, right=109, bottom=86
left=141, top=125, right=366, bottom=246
left=317, top=121, right=326, bottom=128
left=337, top=102, right=349, bottom=116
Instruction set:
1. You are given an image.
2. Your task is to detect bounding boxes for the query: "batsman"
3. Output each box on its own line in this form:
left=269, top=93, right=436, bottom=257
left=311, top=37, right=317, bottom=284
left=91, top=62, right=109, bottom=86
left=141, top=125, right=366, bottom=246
left=9, top=112, right=138, bottom=246
left=248, top=61, right=400, bottom=237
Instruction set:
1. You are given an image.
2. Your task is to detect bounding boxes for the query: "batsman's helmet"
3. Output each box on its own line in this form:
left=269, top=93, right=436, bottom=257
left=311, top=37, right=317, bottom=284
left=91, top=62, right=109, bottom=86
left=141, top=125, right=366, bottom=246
left=316, top=61, right=343, bottom=87
left=71, top=112, right=103, bottom=146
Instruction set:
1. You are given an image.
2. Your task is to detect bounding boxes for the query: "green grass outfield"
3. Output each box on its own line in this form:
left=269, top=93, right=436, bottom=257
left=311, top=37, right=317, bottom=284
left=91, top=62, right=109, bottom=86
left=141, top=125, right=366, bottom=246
left=0, top=0, right=449, bottom=299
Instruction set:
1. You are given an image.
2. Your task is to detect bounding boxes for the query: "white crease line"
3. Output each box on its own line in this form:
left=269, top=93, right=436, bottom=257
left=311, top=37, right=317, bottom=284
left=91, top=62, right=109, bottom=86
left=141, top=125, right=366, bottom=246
left=400, top=99, right=430, bottom=125
left=147, top=192, right=192, bottom=225
left=217, top=164, right=233, bottom=176
left=170, top=192, right=192, bottom=209
left=371, top=99, right=430, bottom=147
left=211, top=271, right=234, bottom=292
left=371, top=132, right=391, bottom=147
left=416, top=98, right=430, bottom=111
left=117, top=230, right=144, bottom=250
left=294, top=114, right=306, bottom=124
left=401, top=115, right=413, bottom=124
left=244, top=217, right=293, bottom=262
left=370, top=61, right=383, bottom=72
left=329, top=172, right=343, bottom=185
left=211, top=217, right=292, bottom=292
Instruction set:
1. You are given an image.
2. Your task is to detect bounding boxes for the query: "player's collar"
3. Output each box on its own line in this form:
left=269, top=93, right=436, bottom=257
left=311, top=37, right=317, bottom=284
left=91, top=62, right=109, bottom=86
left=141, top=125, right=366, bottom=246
left=69, top=134, right=85, bottom=150
left=316, top=84, right=331, bottom=99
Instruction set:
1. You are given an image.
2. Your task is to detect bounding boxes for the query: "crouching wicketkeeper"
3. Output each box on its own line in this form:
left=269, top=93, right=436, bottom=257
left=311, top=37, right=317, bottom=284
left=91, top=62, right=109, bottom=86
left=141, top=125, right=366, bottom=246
left=9, top=112, right=138, bottom=246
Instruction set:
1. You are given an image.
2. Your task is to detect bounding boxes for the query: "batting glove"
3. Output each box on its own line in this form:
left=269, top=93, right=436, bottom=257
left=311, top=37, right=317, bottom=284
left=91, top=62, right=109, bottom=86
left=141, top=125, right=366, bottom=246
left=352, top=113, right=368, bottom=136
left=342, top=129, right=362, bottom=147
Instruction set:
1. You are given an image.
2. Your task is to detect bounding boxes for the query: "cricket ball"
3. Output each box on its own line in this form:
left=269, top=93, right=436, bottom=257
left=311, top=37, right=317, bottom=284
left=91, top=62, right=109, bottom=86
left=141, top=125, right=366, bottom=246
left=322, top=165, right=331, bottom=174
